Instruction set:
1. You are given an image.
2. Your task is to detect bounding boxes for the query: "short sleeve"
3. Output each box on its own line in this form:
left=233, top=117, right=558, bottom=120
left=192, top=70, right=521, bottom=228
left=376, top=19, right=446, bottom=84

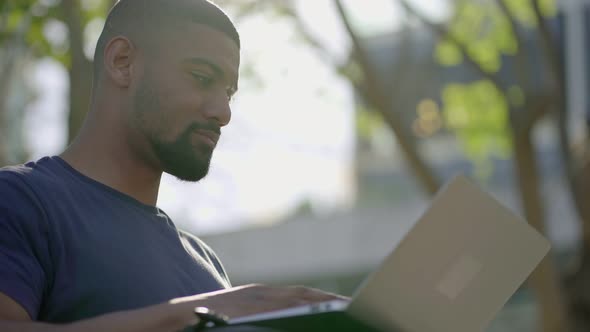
left=179, top=230, right=232, bottom=288
left=0, top=173, right=50, bottom=320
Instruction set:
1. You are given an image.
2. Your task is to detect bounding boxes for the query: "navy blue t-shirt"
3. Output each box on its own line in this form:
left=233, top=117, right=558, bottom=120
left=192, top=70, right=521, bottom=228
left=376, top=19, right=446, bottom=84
left=0, top=156, right=231, bottom=322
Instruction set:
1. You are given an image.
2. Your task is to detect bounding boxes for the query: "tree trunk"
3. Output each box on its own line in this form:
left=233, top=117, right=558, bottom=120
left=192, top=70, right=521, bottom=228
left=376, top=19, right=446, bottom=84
left=549, top=37, right=590, bottom=331
left=512, top=125, right=570, bottom=332
left=0, top=54, right=13, bottom=167
left=562, top=155, right=590, bottom=332
left=376, top=103, right=440, bottom=195
left=0, top=13, right=30, bottom=166
left=61, top=0, right=93, bottom=143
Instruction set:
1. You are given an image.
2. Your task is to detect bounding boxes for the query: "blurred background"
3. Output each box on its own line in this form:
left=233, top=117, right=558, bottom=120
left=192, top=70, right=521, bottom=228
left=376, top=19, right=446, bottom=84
left=2, top=0, right=590, bottom=331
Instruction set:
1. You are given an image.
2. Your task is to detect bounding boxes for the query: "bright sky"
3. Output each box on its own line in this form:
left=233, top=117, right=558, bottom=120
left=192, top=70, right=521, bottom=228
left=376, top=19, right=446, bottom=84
left=22, top=0, right=449, bottom=235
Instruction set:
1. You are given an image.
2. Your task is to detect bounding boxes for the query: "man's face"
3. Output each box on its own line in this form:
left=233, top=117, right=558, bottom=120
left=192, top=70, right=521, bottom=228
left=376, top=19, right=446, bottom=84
left=131, top=23, right=240, bottom=182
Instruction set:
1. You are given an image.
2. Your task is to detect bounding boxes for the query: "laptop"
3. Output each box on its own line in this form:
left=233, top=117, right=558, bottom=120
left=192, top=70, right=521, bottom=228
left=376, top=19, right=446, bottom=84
left=224, top=175, right=551, bottom=332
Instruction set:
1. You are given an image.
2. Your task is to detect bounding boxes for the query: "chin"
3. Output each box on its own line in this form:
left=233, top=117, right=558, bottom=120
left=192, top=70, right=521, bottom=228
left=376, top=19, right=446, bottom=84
left=169, top=171, right=208, bottom=182
left=152, top=138, right=213, bottom=182
left=164, top=159, right=211, bottom=182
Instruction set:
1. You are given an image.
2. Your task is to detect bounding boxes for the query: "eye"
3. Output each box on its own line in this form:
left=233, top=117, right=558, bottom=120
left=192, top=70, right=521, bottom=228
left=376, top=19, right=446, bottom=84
left=191, top=72, right=214, bottom=87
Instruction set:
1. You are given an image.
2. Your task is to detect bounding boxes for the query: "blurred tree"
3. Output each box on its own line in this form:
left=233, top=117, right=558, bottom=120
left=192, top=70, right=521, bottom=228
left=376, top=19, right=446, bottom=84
left=216, top=0, right=589, bottom=331
left=331, top=1, right=442, bottom=196
left=56, top=0, right=117, bottom=142
left=336, top=1, right=573, bottom=330
left=61, top=0, right=91, bottom=144
left=0, top=0, right=115, bottom=167
left=0, top=1, right=34, bottom=166
left=397, top=0, right=590, bottom=330
left=216, top=0, right=442, bottom=196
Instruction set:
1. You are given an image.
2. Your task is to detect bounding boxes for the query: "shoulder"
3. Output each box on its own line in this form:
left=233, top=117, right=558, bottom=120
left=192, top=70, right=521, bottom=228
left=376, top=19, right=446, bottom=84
left=0, top=157, right=61, bottom=194
left=0, top=158, right=60, bottom=227
left=0, top=156, right=74, bottom=205
left=0, top=162, right=35, bottom=185
left=0, top=161, right=57, bottom=320
left=178, top=229, right=231, bottom=286
left=0, top=162, right=43, bottom=208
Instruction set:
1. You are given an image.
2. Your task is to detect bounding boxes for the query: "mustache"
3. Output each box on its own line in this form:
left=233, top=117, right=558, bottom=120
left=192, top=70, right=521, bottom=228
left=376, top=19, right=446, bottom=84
left=186, top=121, right=221, bottom=135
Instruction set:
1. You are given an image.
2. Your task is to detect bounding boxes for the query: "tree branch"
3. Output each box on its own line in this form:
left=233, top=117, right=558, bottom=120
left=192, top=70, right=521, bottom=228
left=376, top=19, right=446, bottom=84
left=387, top=8, right=420, bottom=108
left=333, top=0, right=441, bottom=195
left=397, top=0, right=506, bottom=92
left=0, top=1, right=11, bottom=35
left=531, top=0, right=564, bottom=89
left=531, top=0, right=570, bottom=169
left=495, top=0, right=532, bottom=91
left=333, top=0, right=384, bottom=108
left=61, top=0, right=93, bottom=141
left=276, top=1, right=339, bottom=66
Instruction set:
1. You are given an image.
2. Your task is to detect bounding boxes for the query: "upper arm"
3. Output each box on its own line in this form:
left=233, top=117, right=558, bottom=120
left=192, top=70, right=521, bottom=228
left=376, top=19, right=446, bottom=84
left=0, top=173, right=50, bottom=321
left=0, top=292, right=31, bottom=321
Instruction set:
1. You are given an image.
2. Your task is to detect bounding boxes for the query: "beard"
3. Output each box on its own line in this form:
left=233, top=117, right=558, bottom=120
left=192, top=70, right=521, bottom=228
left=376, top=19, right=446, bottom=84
left=150, top=126, right=214, bottom=182
left=133, top=76, right=216, bottom=182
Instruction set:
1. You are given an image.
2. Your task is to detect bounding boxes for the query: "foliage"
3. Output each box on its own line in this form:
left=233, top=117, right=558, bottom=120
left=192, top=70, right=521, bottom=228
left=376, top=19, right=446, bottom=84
left=442, top=80, right=511, bottom=174
left=435, top=0, right=557, bottom=170
left=1, top=0, right=110, bottom=67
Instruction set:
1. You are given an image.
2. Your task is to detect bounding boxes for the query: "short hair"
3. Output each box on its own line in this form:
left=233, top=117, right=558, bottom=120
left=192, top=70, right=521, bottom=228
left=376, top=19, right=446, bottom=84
left=93, top=0, right=240, bottom=82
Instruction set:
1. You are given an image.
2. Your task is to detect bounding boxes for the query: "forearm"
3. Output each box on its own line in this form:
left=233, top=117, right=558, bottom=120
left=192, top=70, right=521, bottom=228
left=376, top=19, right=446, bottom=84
left=0, top=301, right=198, bottom=332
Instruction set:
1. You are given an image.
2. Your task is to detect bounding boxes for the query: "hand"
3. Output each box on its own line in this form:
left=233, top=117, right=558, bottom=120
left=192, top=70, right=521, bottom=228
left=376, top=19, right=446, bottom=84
left=170, top=284, right=349, bottom=319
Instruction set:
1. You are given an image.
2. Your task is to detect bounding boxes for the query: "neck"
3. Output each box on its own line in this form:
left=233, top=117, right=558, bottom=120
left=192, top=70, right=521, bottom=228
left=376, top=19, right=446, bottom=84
left=60, top=111, right=162, bottom=207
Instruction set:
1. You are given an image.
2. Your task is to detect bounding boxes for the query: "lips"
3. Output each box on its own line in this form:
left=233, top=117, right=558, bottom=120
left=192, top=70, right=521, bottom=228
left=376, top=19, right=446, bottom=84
left=193, top=129, right=220, bottom=146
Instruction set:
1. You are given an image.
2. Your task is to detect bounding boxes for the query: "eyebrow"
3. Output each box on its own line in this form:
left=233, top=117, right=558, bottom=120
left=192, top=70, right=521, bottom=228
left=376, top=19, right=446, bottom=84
left=184, top=57, right=238, bottom=92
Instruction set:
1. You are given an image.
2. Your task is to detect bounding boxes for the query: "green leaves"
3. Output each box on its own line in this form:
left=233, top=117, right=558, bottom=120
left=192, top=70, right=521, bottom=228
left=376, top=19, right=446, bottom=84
left=438, top=0, right=519, bottom=73
left=436, top=0, right=556, bottom=176
left=1, top=0, right=112, bottom=67
left=442, top=80, right=511, bottom=167
left=503, top=0, right=557, bottom=27
left=439, top=0, right=557, bottom=72
left=435, top=39, right=463, bottom=66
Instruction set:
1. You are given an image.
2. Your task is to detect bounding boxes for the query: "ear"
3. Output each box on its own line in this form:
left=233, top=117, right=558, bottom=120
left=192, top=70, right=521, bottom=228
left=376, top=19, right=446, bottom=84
left=103, top=36, right=136, bottom=88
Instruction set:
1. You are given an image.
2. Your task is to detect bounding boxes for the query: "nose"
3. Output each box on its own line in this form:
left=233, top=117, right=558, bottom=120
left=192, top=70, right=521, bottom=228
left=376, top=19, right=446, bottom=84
left=203, top=91, right=232, bottom=127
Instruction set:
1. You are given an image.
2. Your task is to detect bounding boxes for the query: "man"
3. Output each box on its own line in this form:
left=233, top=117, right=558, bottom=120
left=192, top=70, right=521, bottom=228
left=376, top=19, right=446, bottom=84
left=0, top=0, right=342, bottom=331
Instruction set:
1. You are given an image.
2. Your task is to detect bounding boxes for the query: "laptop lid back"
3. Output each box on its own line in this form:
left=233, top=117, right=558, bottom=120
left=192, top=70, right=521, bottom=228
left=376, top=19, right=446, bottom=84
left=347, top=175, right=550, bottom=332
